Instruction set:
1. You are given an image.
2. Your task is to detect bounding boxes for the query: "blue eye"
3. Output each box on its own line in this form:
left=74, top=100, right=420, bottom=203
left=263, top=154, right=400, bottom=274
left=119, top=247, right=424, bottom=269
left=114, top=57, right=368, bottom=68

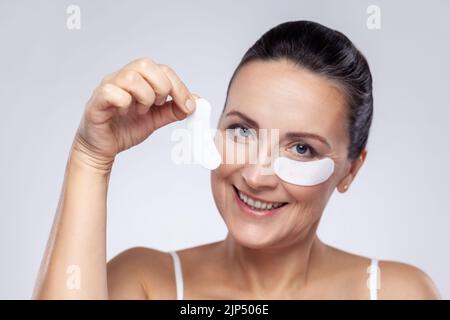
left=290, top=143, right=316, bottom=158
left=296, top=144, right=308, bottom=154
left=238, top=127, right=251, bottom=137
left=226, top=123, right=255, bottom=141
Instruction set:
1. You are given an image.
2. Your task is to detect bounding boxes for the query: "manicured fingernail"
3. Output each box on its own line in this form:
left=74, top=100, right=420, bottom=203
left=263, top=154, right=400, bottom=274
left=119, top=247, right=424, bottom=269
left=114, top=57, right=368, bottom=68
left=185, top=98, right=195, bottom=112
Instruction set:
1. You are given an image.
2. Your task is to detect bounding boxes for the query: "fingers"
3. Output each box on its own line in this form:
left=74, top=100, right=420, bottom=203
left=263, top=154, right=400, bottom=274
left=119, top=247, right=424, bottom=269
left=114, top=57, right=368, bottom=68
left=157, top=63, right=196, bottom=114
left=95, top=58, right=197, bottom=120
left=124, top=58, right=196, bottom=114
left=124, top=58, right=171, bottom=107
left=95, top=84, right=132, bottom=109
left=111, top=69, right=156, bottom=115
left=88, top=83, right=133, bottom=122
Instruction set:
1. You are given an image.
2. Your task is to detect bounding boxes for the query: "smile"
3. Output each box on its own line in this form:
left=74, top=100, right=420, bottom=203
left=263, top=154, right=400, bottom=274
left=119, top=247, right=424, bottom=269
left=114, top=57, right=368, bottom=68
left=232, top=185, right=288, bottom=217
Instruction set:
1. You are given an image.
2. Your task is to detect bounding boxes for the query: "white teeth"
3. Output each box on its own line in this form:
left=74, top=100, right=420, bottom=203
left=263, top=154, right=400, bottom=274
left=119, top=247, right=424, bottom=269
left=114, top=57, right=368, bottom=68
left=237, top=189, right=285, bottom=210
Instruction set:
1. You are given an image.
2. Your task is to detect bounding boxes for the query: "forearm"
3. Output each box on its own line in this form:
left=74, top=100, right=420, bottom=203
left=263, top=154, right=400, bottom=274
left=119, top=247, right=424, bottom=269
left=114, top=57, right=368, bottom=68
left=33, top=138, right=114, bottom=299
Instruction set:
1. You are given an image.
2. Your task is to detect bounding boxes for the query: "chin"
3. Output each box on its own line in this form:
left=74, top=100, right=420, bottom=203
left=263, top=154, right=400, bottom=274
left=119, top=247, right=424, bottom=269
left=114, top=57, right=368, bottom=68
left=225, top=219, right=282, bottom=249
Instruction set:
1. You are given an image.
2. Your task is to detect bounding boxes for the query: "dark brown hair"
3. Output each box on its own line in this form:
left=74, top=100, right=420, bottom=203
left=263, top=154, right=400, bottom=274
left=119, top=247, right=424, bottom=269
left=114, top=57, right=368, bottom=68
left=224, top=20, right=373, bottom=160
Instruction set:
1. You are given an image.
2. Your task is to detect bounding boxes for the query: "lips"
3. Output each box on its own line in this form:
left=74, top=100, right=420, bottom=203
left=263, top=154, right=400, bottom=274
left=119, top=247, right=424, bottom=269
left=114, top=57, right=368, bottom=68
left=232, top=185, right=288, bottom=217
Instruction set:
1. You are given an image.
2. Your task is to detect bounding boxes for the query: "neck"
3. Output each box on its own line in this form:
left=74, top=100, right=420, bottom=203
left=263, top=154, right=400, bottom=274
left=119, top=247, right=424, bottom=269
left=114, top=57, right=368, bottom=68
left=220, top=223, right=327, bottom=298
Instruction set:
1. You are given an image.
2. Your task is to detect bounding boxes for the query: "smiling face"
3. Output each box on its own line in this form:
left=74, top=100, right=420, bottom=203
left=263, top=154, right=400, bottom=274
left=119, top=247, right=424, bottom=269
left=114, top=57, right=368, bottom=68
left=211, top=59, right=357, bottom=249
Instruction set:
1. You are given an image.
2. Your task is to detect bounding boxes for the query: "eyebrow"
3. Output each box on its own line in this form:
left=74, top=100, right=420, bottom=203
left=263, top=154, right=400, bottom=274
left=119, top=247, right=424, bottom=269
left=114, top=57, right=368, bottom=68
left=225, top=110, right=332, bottom=149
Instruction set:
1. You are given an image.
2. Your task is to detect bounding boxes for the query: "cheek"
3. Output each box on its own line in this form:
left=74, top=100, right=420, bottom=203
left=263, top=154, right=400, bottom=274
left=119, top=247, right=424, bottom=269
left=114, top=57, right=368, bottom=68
left=212, top=162, right=241, bottom=182
left=211, top=130, right=242, bottom=189
left=282, top=180, right=334, bottom=213
left=211, top=131, right=249, bottom=212
left=210, top=163, right=238, bottom=214
left=277, top=155, right=343, bottom=206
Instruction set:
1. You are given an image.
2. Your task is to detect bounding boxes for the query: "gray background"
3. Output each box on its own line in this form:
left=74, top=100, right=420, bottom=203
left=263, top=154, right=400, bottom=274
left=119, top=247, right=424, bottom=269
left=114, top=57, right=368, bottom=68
left=0, top=0, right=449, bottom=299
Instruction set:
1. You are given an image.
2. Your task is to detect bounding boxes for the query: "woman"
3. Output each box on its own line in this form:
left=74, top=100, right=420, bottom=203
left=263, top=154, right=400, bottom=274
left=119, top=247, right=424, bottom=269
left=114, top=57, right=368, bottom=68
left=33, top=20, right=440, bottom=299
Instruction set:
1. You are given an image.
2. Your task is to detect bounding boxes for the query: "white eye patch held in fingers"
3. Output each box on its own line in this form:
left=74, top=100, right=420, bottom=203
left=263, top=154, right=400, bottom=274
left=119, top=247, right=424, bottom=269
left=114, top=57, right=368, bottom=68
left=273, top=157, right=335, bottom=186
left=185, top=98, right=221, bottom=170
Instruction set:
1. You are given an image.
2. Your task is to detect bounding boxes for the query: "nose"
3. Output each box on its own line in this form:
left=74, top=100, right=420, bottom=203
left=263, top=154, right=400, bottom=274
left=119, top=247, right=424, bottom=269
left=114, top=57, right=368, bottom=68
left=241, top=153, right=279, bottom=190
left=240, top=128, right=282, bottom=190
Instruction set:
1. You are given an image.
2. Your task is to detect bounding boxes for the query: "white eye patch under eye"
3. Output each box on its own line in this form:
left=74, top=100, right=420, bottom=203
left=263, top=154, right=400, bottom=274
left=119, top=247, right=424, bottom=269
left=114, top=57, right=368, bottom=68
left=185, top=97, right=221, bottom=170
left=273, top=157, right=335, bottom=186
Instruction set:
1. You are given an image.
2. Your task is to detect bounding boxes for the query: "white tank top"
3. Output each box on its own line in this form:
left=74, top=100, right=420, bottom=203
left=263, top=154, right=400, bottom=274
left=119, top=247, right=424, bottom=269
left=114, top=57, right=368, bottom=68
left=168, top=251, right=380, bottom=300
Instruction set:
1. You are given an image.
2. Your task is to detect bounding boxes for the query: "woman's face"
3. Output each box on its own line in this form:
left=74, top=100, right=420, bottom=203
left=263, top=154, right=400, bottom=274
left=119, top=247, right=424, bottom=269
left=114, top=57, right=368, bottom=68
left=211, top=59, right=358, bottom=249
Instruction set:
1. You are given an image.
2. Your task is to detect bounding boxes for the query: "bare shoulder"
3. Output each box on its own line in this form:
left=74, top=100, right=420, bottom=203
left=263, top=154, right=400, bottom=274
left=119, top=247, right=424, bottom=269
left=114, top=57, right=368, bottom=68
left=322, top=244, right=441, bottom=300
left=107, top=246, right=174, bottom=299
left=377, top=260, right=441, bottom=299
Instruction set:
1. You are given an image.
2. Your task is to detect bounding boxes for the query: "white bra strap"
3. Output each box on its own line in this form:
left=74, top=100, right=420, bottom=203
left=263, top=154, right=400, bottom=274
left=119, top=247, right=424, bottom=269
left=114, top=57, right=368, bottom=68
left=368, top=258, right=380, bottom=300
left=169, top=251, right=184, bottom=300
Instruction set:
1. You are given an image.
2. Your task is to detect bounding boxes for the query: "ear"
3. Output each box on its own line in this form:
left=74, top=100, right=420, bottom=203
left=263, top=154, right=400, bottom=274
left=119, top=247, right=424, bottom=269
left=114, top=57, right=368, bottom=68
left=337, top=149, right=367, bottom=193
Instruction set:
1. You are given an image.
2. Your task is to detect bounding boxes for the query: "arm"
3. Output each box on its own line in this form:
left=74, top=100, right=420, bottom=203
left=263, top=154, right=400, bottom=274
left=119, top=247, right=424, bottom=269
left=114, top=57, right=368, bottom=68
left=32, top=137, right=114, bottom=299
left=32, top=57, right=197, bottom=299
